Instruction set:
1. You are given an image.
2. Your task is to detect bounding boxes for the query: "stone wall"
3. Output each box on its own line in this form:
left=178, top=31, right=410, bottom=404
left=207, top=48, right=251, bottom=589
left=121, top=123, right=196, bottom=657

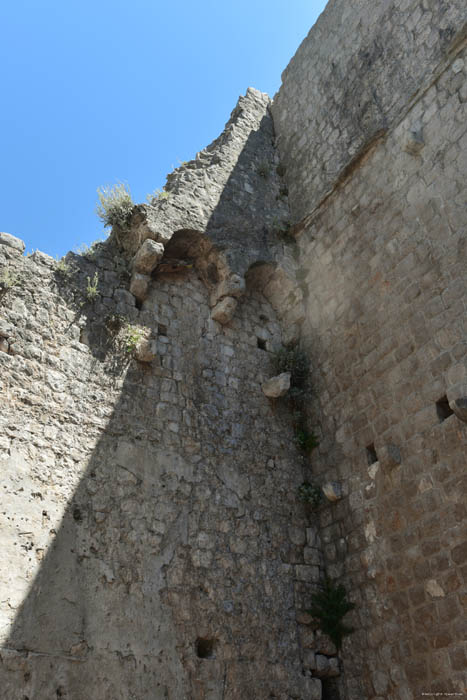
left=0, top=234, right=323, bottom=699
left=272, top=0, right=467, bottom=223
left=273, top=2, right=467, bottom=698
left=1, top=1, right=467, bottom=698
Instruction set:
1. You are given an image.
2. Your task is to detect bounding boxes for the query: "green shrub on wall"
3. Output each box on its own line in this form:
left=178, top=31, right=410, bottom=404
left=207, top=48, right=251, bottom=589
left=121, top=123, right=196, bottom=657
left=308, top=578, right=355, bottom=650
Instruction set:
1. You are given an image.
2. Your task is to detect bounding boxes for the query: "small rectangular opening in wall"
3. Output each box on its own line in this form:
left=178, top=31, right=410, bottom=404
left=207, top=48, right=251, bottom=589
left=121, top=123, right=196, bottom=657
left=195, top=638, right=215, bottom=659
left=257, top=338, right=267, bottom=350
left=436, top=395, right=454, bottom=422
left=158, top=324, right=168, bottom=336
left=366, top=443, right=378, bottom=465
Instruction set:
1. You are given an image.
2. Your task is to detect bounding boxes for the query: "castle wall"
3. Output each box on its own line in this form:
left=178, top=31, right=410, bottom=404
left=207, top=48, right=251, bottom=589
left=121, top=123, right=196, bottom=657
left=0, top=239, right=322, bottom=699
left=272, top=0, right=466, bottom=222
left=273, top=3, right=467, bottom=698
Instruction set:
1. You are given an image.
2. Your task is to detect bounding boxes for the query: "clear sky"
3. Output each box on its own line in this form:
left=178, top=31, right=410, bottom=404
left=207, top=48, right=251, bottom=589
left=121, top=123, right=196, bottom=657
left=0, top=0, right=327, bottom=258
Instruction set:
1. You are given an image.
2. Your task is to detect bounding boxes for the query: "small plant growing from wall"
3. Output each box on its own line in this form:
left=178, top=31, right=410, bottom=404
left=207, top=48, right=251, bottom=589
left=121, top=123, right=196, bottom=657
left=123, top=324, right=145, bottom=355
left=96, top=182, right=134, bottom=231
left=55, top=257, right=71, bottom=277
left=298, top=481, right=323, bottom=508
left=146, top=189, right=170, bottom=205
left=272, top=345, right=318, bottom=455
left=86, top=272, right=99, bottom=302
left=0, top=268, right=18, bottom=302
left=307, top=577, right=355, bottom=650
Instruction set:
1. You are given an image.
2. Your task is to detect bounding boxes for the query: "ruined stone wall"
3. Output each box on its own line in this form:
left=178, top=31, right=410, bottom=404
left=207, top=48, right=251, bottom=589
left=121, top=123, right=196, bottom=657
left=273, top=1, right=467, bottom=698
left=0, top=235, right=324, bottom=699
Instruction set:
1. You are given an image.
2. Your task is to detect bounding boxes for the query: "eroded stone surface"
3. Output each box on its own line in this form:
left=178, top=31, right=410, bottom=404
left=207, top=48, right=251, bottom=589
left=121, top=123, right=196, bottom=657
left=262, top=372, right=291, bottom=398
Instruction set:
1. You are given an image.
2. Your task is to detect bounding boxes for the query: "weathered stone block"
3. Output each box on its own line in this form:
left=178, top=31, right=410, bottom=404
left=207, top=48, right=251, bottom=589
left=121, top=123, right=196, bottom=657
left=132, top=239, right=165, bottom=274
left=0, top=232, right=25, bottom=253
left=211, top=296, right=237, bottom=324
left=262, top=372, right=291, bottom=398
left=134, top=338, right=157, bottom=363
left=129, top=272, right=151, bottom=301
left=315, top=631, right=337, bottom=656
left=210, top=274, right=245, bottom=306
left=322, top=481, right=343, bottom=502
left=314, top=654, right=330, bottom=677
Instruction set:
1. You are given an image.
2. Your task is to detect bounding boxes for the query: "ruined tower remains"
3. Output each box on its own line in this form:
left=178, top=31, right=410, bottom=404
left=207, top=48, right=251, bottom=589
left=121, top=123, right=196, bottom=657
left=1, top=0, right=466, bottom=698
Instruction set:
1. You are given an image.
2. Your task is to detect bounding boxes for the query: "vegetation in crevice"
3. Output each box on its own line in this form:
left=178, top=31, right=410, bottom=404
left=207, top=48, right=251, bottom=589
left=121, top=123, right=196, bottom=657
left=85, top=272, right=99, bottom=302
left=0, top=268, right=18, bottom=303
left=96, top=182, right=134, bottom=231
left=272, top=345, right=318, bottom=456
left=298, top=481, right=323, bottom=508
left=307, top=577, right=355, bottom=650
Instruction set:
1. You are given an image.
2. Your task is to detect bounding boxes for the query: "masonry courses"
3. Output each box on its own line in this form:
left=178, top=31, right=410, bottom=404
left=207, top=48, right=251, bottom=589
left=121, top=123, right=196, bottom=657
left=0, top=0, right=466, bottom=698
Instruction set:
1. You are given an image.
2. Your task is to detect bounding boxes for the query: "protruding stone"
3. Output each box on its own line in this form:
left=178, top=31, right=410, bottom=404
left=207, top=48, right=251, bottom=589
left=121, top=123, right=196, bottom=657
left=0, top=232, right=25, bottom=253
left=378, top=444, right=401, bottom=471
left=262, top=372, right=291, bottom=398
left=322, top=482, right=343, bottom=503
left=211, top=296, right=237, bottom=325
left=314, top=654, right=330, bottom=677
left=135, top=338, right=157, bottom=363
left=315, top=631, right=337, bottom=656
left=132, top=239, right=165, bottom=275
left=130, top=272, right=151, bottom=302
left=425, top=579, right=445, bottom=598
left=210, top=274, right=246, bottom=306
left=0, top=338, right=9, bottom=353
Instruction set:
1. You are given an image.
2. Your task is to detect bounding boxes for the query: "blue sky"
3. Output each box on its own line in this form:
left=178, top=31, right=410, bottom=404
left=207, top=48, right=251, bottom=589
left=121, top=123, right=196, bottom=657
left=0, top=0, right=326, bottom=257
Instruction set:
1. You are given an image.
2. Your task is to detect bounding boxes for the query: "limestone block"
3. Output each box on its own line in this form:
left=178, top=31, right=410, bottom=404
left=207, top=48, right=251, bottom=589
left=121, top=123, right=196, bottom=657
left=210, top=274, right=245, bottom=306
left=315, top=631, right=337, bottom=656
left=378, top=444, right=401, bottom=471
left=322, top=482, right=343, bottom=502
left=211, top=296, right=237, bottom=324
left=0, top=338, right=9, bottom=353
left=134, top=338, right=157, bottom=363
left=130, top=272, right=151, bottom=302
left=262, top=372, right=291, bottom=398
left=0, top=232, right=25, bottom=253
left=314, top=654, right=330, bottom=677
left=132, top=239, right=164, bottom=275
